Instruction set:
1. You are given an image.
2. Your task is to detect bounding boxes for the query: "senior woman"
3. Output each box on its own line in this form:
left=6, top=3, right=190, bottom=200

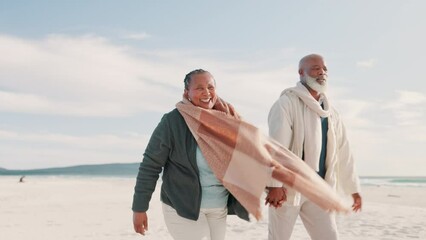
left=132, top=69, right=248, bottom=240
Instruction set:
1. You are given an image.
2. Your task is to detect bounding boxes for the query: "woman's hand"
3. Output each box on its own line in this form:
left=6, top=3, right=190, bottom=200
left=133, top=212, right=148, bottom=235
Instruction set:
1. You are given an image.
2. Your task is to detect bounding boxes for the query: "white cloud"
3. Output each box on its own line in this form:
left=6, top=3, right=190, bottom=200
left=0, top=34, right=299, bottom=119
left=122, top=32, right=151, bottom=40
left=0, top=35, right=304, bottom=169
left=0, top=129, right=149, bottom=150
left=0, top=129, right=151, bottom=169
left=356, top=58, right=377, bottom=68
left=383, top=90, right=426, bottom=126
left=0, top=90, right=138, bottom=117
left=0, top=91, right=51, bottom=113
left=396, top=90, right=426, bottom=105
left=0, top=34, right=187, bottom=116
left=335, top=99, right=375, bottom=128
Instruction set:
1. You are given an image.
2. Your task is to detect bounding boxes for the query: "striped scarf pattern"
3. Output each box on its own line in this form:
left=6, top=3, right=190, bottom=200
left=176, top=98, right=347, bottom=220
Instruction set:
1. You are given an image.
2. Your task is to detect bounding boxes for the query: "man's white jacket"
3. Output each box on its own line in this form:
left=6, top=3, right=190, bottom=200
left=268, top=82, right=360, bottom=206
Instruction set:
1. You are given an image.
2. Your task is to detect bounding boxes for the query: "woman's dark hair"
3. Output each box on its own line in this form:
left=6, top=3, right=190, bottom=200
left=184, top=69, right=212, bottom=90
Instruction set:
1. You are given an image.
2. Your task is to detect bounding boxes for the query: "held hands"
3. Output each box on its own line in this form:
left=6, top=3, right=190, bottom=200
left=133, top=212, right=148, bottom=236
left=265, top=188, right=362, bottom=212
left=265, top=187, right=287, bottom=208
left=352, top=193, right=362, bottom=212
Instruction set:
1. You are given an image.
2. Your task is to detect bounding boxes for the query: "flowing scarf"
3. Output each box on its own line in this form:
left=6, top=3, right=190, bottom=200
left=176, top=97, right=347, bottom=220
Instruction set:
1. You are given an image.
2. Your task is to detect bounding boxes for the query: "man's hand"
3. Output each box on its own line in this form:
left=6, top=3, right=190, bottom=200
left=133, top=212, right=148, bottom=235
left=265, top=187, right=287, bottom=208
left=352, top=193, right=362, bottom=212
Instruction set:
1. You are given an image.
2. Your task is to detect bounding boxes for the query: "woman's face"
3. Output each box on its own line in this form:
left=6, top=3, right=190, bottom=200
left=185, top=73, right=217, bottom=109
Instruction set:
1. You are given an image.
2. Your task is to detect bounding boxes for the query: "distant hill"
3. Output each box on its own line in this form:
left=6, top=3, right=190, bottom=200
left=0, top=163, right=140, bottom=177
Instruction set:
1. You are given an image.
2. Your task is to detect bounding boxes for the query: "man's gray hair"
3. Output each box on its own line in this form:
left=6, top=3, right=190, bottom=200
left=298, top=54, right=324, bottom=71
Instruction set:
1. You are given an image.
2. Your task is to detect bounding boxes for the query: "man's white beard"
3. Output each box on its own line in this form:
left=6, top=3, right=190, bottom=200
left=304, top=74, right=327, bottom=93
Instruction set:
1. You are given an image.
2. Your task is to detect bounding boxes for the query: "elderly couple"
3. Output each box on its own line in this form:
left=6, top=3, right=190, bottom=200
left=132, top=54, right=362, bottom=240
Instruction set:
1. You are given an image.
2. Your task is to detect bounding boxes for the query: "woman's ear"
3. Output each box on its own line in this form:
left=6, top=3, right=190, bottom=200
left=183, top=89, right=189, bottom=100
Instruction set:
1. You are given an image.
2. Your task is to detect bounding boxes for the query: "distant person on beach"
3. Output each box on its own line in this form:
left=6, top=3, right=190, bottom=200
left=266, top=54, right=362, bottom=240
left=132, top=69, right=249, bottom=240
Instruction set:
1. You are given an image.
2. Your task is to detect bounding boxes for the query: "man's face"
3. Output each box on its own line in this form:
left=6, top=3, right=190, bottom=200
left=301, top=57, right=328, bottom=93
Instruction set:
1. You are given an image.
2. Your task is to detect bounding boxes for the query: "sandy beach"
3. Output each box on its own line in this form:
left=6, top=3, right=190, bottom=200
left=0, top=176, right=425, bottom=240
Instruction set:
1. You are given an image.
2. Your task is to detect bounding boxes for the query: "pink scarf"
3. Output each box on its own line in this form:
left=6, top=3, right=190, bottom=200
left=176, top=98, right=347, bottom=220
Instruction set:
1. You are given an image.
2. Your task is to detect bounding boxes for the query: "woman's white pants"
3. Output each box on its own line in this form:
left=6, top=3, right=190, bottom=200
left=162, top=203, right=227, bottom=240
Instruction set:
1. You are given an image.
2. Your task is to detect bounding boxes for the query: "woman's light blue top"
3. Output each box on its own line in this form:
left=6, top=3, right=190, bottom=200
left=196, top=146, right=229, bottom=208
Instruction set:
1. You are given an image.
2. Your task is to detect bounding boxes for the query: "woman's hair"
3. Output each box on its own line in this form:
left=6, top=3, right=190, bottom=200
left=184, top=69, right=212, bottom=90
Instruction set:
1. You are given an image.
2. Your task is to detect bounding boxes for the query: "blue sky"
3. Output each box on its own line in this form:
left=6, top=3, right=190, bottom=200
left=0, top=1, right=425, bottom=176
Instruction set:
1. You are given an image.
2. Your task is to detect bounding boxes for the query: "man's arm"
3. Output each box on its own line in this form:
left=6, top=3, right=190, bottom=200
left=266, top=95, right=293, bottom=206
left=335, top=112, right=362, bottom=211
left=335, top=116, right=360, bottom=194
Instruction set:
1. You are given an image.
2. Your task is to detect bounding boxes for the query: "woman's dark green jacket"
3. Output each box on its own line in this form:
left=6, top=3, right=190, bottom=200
left=132, top=108, right=249, bottom=221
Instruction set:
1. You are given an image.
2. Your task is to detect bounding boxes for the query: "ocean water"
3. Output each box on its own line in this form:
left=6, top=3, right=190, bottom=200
left=1, top=164, right=425, bottom=188
left=360, top=176, right=426, bottom=188
left=0, top=163, right=140, bottom=177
